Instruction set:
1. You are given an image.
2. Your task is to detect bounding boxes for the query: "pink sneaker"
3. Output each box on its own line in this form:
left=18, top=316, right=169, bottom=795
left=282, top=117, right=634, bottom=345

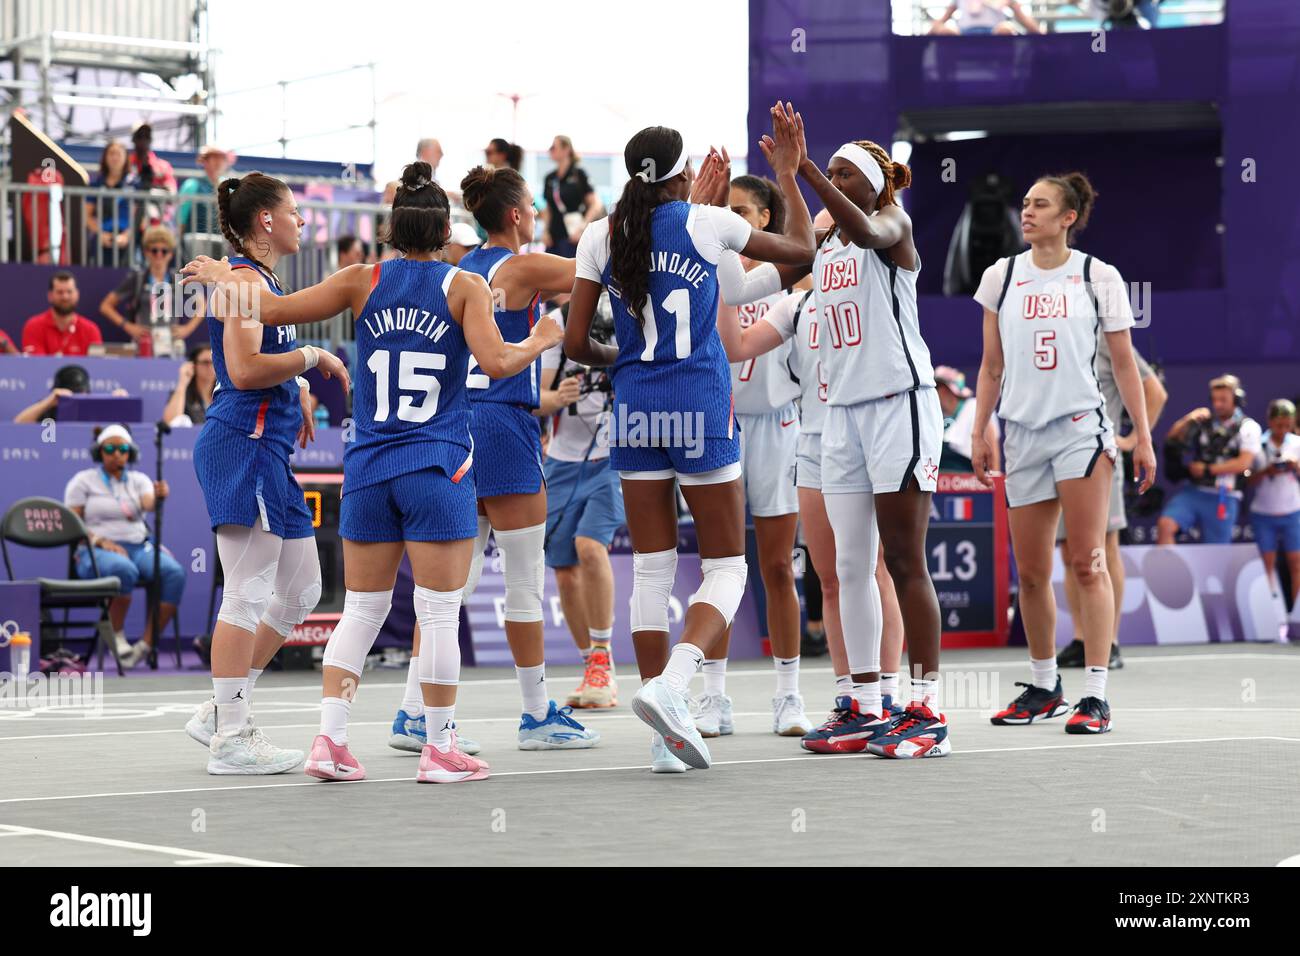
left=416, top=734, right=490, bottom=784
left=305, top=734, right=367, bottom=781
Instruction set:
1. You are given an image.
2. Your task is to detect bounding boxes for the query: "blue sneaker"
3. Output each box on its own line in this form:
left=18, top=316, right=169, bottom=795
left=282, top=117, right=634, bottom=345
left=882, top=694, right=905, bottom=718
left=388, top=709, right=481, bottom=756
left=517, top=701, right=600, bottom=750
left=867, top=703, right=951, bottom=758
left=801, top=697, right=894, bottom=754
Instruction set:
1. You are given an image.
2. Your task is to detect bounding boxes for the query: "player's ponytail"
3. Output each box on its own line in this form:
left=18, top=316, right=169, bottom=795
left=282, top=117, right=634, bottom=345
left=381, top=161, right=451, bottom=254
left=1038, top=171, right=1097, bottom=245
left=851, top=140, right=910, bottom=210
left=216, top=171, right=287, bottom=276
left=610, top=126, right=685, bottom=324
left=460, top=165, right=527, bottom=234
left=730, top=175, right=785, bottom=234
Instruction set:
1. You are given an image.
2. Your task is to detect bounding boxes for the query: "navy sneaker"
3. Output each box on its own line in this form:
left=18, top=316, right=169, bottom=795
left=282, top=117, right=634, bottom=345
left=990, top=678, right=1070, bottom=725
left=518, top=701, right=600, bottom=750
left=1065, top=696, right=1113, bottom=734
left=882, top=694, right=905, bottom=718
left=1056, top=639, right=1085, bottom=668
left=867, top=703, right=951, bottom=758
left=801, top=697, right=893, bottom=753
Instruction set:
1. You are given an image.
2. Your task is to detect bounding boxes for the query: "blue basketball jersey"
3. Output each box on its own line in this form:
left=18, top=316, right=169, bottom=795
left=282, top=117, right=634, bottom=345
left=346, top=258, right=474, bottom=495
left=204, top=256, right=300, bottom=455
left=604, top=201, right=734, bottom=438
left=458, top=245, right=541, bottom=408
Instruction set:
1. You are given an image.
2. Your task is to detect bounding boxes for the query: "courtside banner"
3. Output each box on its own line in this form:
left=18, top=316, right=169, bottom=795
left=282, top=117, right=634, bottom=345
left=930, top=472, right=1010, bottom=647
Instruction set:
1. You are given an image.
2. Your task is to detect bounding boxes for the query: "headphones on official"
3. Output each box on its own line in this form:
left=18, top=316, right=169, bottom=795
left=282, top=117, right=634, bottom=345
left=90, top=423, right=140, bottom=464
left=1209, top=374, right=1246, bottom=410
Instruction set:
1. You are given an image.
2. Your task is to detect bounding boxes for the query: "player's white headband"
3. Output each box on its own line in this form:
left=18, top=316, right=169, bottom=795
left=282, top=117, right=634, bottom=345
left=831, top=143, right=885, bottom=195
left=635, top=145, right=688, bottom=184
left=96, top=425, right=133, bottom=448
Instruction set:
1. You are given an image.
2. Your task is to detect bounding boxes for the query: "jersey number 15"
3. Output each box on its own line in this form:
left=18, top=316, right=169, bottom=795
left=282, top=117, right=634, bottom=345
left=367, top=349, right=444, bottom=422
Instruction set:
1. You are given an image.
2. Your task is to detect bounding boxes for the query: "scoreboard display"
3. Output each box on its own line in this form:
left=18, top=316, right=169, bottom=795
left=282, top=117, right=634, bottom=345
left=927, top=472, right=1010, bottom=648
left=287, top=470, right=343, bottom=646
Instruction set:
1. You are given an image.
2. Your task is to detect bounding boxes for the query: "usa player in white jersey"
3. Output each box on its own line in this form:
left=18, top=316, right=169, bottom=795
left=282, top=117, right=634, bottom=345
left=691, top=174, right=811, bottom=739
left=719, top=210, right=910, bottom=752
left=721, top=113, right=948, bottom=759
left=565, top=108, right=813, bottom=771
left=971, top=171, right=1156, bottom=735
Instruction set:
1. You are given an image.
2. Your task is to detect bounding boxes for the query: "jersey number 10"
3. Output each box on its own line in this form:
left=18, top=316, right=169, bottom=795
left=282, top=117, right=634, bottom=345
left=367, top=349, right=445, bottom=422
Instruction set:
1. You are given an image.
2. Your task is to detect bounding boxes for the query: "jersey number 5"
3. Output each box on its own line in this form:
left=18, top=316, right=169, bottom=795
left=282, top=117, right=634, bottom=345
left=1033, top=330, right=1057, bottom=370
left=640, top=288, right=691, bottom=361
left=367, top=349, right=445, bottom=422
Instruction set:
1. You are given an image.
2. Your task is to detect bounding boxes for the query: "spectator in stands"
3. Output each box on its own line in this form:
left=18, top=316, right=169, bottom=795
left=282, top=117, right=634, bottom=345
left=441, top=221, right=482, bottom=266
left=486, top=138, right=524, bottom=171
left=1247, top=399, right=1300, bottom=621
left=416, top=137, right=444, bottom=180
left=99, top=226, right=203, bottom=356
left=0, top=328, right=16, bottom=354
left=177, top=144, right=233, bottom=247
left=128, top=124, right=178, bottom=254
left=1091, top=0, right=1162, bottom=29
left=336, top=234, right=368, bottom=268
left=1158, top=374, right=1261, bottom=544
left=162, top=345, right=216, bottom=427
left=22, top=273, right=102, bottom=356
left=86, top=140, right=135, bottom=266
left=65, top=424, right=185, bottom=668
left=12, top=363, right=90, bottom=423
left=935, top=365, right=999, bottom=472
left=542, top=135, right=603, bottom=257
left=929, top=0, right=1042, bottom=35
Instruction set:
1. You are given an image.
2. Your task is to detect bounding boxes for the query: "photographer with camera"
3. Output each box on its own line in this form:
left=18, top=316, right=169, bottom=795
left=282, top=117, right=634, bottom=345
left=1157, top=374, right=1261, bottom=544
left=1246, top=399, right=1300, bottom=623
left=538, top=292, right=624, bottom=709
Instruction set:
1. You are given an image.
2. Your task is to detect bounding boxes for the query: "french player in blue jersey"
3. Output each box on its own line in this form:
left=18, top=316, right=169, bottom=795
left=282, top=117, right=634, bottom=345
left=183, top=171, right=351, bottom=775
left=564, top=105, right=814, bottom=771
left=451, top=164, right=601, bottom=751
left=186, top=162, right=563, bottom=783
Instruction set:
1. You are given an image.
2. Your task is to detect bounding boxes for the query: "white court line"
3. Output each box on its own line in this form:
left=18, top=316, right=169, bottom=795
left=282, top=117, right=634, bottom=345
left=4, top=708, right=1300, bottom=744
left=0, top=824, right=297, bottom=867
left=0, top=736, right=1295, bottom=807
left=78, top=652, right=1300, bottom=699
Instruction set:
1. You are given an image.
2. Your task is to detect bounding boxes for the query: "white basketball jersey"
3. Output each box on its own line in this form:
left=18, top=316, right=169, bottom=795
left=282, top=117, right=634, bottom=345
left=731, top=289, right=801, bottom=415
left=812, top=227, right=934, bottom=406
left=975, top=249, right=1134, bottom=430
left=762, top=288, right=827, bottom=435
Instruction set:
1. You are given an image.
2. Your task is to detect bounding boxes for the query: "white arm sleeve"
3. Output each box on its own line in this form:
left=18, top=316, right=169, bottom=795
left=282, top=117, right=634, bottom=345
left=718, top=250, right=783, bottom=306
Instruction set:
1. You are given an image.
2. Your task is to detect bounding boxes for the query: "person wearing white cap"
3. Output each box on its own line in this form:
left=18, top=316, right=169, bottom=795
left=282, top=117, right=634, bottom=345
left=65, top=424, right=185, bottom=668
left=720, top=109, right=948, bottom=759
left=179, top=144, right=235, bottom=238
left=442, top=221, right=482, bottom=266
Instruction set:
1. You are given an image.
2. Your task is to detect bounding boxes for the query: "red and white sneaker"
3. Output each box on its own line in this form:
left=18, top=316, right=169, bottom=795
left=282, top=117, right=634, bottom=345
left=416, top=733, right=491, bottom=783
left=1064, top=696, right=1112, bottom=734
left=305, top=735, right=366, bottom=781
left=866, top=703, right=951, bottom=758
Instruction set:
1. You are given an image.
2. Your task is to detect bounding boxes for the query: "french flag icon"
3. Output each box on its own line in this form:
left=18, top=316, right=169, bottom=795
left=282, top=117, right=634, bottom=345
left=949, top=497, right=973, bottom=521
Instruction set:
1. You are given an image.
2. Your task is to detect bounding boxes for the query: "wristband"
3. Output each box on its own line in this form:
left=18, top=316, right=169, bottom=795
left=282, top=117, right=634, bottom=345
left=295, top=376, right=310, bottom=390
left=300, top=346, right=319, bottom=372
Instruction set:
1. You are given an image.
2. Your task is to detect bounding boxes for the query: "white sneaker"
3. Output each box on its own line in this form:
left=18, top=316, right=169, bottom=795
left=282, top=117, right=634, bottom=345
left=650, top=733, right=690, bottom=773
left=689, top=693, right=733, bottom=738
left=186, top=698, right=216, bottom=747
left=773, top=693, right=812, bottom=736
left=632, top=677, right=711, bottom=770
left=207, top=721, right=304, bottom=775
left=114, top=634, right=132, bottom=660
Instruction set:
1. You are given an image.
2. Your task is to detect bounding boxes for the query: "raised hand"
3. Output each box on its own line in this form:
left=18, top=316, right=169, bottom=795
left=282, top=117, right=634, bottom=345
left=180, top=255, right=233, bottom=287
left=761, top=101, right=802, bottom=178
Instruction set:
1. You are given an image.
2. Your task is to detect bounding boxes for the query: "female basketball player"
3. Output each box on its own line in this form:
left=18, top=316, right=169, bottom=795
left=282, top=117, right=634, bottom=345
left=186, top=171, right=349, bottom=775
left=690, top=174, right=810, bottom=739
left=971, top=171, right=1155, bottom=734
left=718, top=110, right=947, bottom=758
left=186, top=162, right=563, bottom=782
left=564, top=105, right=814, bottom=771
left=455, top=163, right=599, bottom=751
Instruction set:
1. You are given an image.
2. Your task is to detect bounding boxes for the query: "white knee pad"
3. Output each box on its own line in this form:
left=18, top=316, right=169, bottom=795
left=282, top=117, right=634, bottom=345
left=463, top=516, right=492, bottom=600
left=261, top=538, right=323, bottom=638
left=690, top=555, right=748, bottom=626
left=321, top=589, right=393, bottom=677
left=630, top=548, right=678, bottom=633
left=494, top=522, right=545, bottom=623
left=413, top=585, right=462, bottom=686
left=215, top=528, right=278, bottom=635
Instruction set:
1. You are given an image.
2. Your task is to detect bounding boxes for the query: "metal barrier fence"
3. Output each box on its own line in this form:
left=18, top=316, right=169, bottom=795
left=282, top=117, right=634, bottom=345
left=0, top=180, right=405, bottom=348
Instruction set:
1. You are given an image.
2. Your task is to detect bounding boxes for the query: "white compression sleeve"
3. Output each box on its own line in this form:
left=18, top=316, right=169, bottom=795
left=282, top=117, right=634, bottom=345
left=414, top=585, right=463, bottom=686
left=823, top=493, right=882, bottom=675
left=717, top=250, right=782, bottom=306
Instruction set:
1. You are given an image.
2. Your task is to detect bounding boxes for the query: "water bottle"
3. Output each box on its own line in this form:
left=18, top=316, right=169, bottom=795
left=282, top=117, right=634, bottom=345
left=313, top=404, right=329, bottom=431
left=9, top=632, right=31, bottom=680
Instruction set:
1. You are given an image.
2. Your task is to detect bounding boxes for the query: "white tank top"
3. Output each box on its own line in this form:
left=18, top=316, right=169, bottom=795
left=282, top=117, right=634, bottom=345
left=812, top=227, right=933, bottom=406
left=761, top=289, right=827, bottom=435
left=974, top=249, right=1135, bottom=430
left=730, top=288, right=801, bottom=415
